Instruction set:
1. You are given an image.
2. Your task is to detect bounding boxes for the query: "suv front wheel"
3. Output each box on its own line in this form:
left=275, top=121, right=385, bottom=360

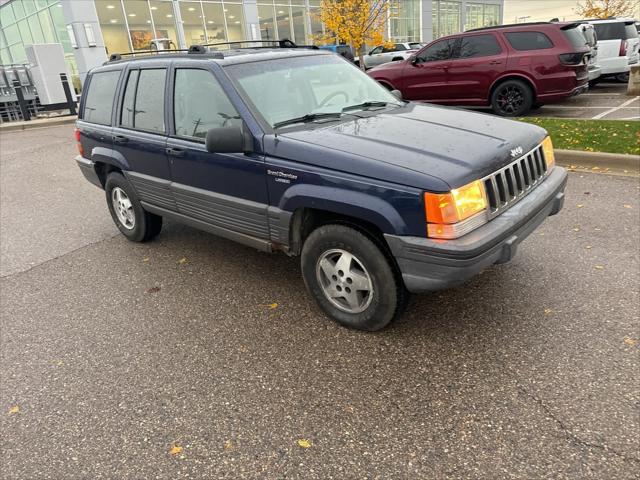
left=105, top=172, right=162, bottom=242
left=491, top=79, right=533, bottom=117
left=301, top=224, right=407, bottom=331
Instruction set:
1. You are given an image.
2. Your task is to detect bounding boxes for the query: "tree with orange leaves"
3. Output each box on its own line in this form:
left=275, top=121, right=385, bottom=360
left=575, top=0, right=639, bottom=18
left=314, top=0, right=391, bottom=70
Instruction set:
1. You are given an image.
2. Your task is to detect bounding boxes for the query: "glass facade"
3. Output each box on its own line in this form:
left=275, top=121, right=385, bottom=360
left=389, top=0, right=421, bottom=42
left=257, top=0, right=309, bottom=45
left=464, top=2, right=500, bottom=31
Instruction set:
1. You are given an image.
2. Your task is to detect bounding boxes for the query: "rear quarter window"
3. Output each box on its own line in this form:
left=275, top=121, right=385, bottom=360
left=505, top=31, right=554, bottom=51
left=82, top=70, right=121, bottom=125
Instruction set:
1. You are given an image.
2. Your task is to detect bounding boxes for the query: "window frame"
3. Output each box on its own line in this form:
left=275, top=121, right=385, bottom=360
left=170, top=66, right=242, bottom=144
left=417, top=38, right=457, bottom=63
left=116, top=66, right=168, bottom=135
left=504, top=31, right=555, bottom=51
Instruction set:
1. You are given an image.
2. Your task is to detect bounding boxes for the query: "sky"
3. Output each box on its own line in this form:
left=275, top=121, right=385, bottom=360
left=504, top=0, right=640, bottom=23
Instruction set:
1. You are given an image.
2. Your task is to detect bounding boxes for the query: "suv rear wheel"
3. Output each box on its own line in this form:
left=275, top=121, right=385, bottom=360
left=301, top=224, right=407, bottom=331
left=491, top=79, right=533, bottom=117
left=105, top=172, right=162, bottom=242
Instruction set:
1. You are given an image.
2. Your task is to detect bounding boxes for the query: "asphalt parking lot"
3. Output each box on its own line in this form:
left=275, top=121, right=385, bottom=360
left=528, top=82, right=639, bottom=121
left=1, top=125, right=639, bottom=479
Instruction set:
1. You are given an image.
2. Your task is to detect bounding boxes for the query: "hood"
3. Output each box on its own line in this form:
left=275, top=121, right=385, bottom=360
left=270, top=103, right=547, bottom=191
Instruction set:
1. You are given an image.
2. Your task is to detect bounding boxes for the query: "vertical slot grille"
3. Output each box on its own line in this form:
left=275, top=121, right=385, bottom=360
left=483, top=144, right=549, bottom=218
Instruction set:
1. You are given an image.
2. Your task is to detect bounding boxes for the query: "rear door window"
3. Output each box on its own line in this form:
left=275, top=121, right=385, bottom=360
left=418, top=39, right=457, bottom=62
left=562, top=27, right=589, bottom=49
left=82, top=70, right=121, bottom=125
left=593, top=22, right=625, bottom=41
left=118, top=68, right=166, bottom=133
left=457, top=34, right=501, bottom=58
left=505, top=31, right=554, bottom=50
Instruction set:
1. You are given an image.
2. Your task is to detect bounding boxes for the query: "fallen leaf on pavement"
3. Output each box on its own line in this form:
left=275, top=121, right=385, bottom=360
left=8, top=406, right=19, bottom=414
left=624, top=337, right=637, bottom=347
left=178, top=258, right=187, bottom=264
left=266, top=303, right=278, bottom=310
left=223, top=440, right=234, bottom=450
left=623, top=204, right=632, bottom=209
left=585, top=245, right=592, bottom=249
left=169, top=445, right=183, bottom=456
left=145, top=286, right=161, bottom=294
left=594, top=265, right=604, bottom=270
left=143, top=256, right=149, bottom=262
left=297, top=439, right=312, bottom=448
left=591, top=166, right=600, bottom=171
left=576, top=204, right=584, bottom=208
left=544, top=309, right=553, bottom=315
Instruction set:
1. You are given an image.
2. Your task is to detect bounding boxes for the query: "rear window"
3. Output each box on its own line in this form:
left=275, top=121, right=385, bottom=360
left=505, top=31, right=554, bottom=50
left=458, top=34, right=501, bottom=58
left=83, top=70, right=121, bottom=125
left=593, top=22, right=626, bottom=41
left=563, top=27, right=589, bottom=49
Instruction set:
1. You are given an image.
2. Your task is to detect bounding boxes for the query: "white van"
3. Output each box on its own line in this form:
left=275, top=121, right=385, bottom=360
left=588, top=18, right=639, bottom=82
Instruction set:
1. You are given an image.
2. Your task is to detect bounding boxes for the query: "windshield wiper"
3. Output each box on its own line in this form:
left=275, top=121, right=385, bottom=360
left=342, top=101, right=390, bottom=112
left=273, top=112, right=343, bottom=129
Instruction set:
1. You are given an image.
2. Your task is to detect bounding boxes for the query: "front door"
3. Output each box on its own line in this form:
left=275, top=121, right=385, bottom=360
left=165, top=64, right=270, bottom=241
left=402, top=38, right=456, bottom=101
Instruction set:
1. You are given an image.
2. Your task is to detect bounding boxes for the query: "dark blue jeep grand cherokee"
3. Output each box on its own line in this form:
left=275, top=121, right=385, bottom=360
left=75, top=42, right=567, bottom=331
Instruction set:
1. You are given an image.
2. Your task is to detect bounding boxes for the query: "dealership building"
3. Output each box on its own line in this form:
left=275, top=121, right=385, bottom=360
left=1, top=0, right=503, bottom=86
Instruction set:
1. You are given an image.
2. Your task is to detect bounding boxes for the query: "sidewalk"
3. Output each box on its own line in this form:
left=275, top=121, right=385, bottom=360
left=0, top=115, right=77, bottom=132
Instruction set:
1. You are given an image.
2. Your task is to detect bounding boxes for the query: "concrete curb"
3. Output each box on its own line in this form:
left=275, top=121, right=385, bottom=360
left=556, top=149, right=639, bottom=173
left=0, top=115, right=77, bottom=132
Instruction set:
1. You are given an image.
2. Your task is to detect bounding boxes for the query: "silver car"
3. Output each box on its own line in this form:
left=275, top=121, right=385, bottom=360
left=360, top=42, right=424, bottom=69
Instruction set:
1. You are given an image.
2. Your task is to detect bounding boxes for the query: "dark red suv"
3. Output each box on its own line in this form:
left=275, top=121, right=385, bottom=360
left=368, top=22, right=591, bottom=116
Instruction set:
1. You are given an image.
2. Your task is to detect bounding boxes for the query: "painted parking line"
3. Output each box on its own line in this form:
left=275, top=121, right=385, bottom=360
left=583, top=93, right=623, bottom=96
left=592, top=96, right=640, bottom=119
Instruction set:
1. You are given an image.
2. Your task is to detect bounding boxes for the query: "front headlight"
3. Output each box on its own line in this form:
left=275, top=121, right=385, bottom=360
left=542, top=136, right=555, bottom=170
left=424, top=180, right=488, bottom=239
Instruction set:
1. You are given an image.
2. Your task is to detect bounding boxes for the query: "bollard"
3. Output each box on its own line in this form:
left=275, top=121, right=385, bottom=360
left=628, top=65, right=640, bottom=96
left=12, top=80, right=31, bottom=121
left=60, top=73, right=77, bottom=115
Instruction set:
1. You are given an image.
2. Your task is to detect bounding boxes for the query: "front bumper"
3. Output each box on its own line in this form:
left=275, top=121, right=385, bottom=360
left=75, top=155, right=103, bottom=188
left=385, top=167, right=568, bottom=293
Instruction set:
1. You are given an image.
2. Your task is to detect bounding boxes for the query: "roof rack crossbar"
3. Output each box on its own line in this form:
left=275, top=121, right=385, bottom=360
left=199, top=38, right=318, bottom=50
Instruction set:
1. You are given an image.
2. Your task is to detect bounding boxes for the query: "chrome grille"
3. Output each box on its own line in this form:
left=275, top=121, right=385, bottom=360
left=483, top=144, right=549, bottom=219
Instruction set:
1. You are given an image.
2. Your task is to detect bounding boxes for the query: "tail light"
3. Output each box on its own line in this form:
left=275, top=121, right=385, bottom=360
left=620, top=40, right=628, bottom=56
left=559, top=53, right=585, bottom=65
left=74, top=128, right=84, bottom=156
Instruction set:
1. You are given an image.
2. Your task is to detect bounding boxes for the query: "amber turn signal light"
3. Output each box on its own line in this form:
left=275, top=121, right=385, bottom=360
left=424, top=180, right=487, bottom=224
left=542, top=136, right=555, bottom=170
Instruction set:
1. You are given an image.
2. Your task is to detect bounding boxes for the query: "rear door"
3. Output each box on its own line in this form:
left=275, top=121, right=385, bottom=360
left=112, top=66, right=174, bottom=210
left=445, top=33, right=505, bottom=102
left=593, top=22, right=624, bottom=62
left=401, top=38, right=456, bottom=101
left=165, top=64, right=270, bottom=240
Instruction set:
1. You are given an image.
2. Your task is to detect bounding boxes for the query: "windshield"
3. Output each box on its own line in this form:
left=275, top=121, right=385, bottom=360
left=225, top=55, right=402, bottom=128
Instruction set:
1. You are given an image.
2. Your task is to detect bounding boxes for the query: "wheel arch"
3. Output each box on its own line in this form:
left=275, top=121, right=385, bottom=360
left=91, top=147, right=129, bottom=187
left=489, top=74, right=537, bottom=102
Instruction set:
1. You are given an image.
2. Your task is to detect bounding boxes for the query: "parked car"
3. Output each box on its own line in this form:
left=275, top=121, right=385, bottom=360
left=360, top=42, right=424, bottom=69
left=318, top=44, right=355, bottom=63
left=577, top=23, right=602, bottom=83
left=75, top=43, right=567, bottom=331
left=587, top=18, right=639, bottom=83
left=368, top=22, right=591, bottom=116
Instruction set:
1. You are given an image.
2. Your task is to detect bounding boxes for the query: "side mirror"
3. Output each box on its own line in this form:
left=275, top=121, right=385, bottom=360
left=205, top=125, right=252, bottom=154
left=390, top=89, right=403, bottom=100
left=410, top=56, right=421, bottom=65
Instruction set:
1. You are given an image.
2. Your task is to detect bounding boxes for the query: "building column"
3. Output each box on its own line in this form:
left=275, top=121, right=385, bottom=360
left=243, top=0, right=261, bottom=41
left=421, top=0, right=434, bottom=42
left=59, top=0, right=108, bottom=85
left=460, top=0, right=467, bottom=31
left=171, top=0, right=187, bottom=48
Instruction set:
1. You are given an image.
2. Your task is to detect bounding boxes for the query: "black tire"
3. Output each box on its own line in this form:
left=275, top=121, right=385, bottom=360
left=615, top=72, right=629, bottom=84
left=588, top=79, right=600, bottom=89
left=104, top=172, right=162, bottom=242
left=301, top=224, right=408, bottom=331
left=490, top=79, right=533, bottom=117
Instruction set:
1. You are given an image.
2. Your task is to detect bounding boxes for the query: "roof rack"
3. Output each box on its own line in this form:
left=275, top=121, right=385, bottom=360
left=201, top=38, right=319, bottom=50
left=105, top=39, right=317, bottom=64
left=466, top=21, right=553, bottom=32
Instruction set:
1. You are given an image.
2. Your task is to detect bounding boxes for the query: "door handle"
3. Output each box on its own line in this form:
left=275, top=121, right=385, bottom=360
left=489, top=61, right=502, bottom=65
left=113, top=135, right=129, bottom=145
left=166, top=147, right=185, bottom=157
